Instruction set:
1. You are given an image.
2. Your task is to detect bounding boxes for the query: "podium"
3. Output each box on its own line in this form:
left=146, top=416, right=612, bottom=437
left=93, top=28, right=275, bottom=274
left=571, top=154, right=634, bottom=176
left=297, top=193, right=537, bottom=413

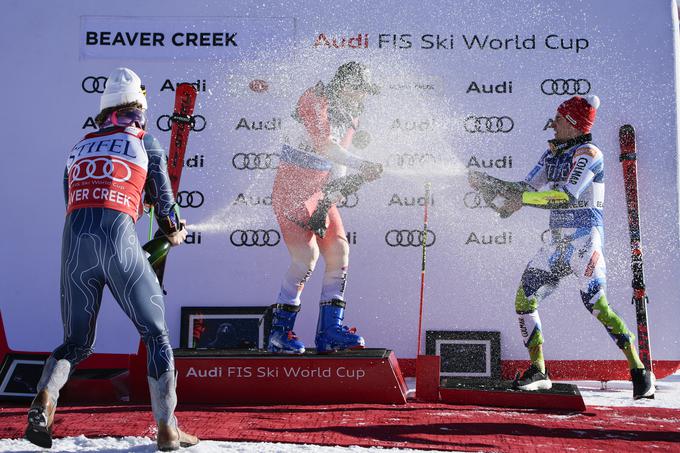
left=172, top=348, right=408, bottom=405
left=439, top=379, right=586, bottom=412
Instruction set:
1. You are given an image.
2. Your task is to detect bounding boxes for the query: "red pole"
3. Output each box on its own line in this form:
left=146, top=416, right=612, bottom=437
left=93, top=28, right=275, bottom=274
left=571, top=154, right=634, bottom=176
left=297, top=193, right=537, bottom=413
left=417, top=182, right=431, bottom=355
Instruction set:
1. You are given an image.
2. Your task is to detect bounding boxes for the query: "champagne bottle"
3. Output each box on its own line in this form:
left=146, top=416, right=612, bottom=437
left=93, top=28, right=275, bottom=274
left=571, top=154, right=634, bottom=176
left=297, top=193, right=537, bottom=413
left=142, top=236, right=171, bottom=275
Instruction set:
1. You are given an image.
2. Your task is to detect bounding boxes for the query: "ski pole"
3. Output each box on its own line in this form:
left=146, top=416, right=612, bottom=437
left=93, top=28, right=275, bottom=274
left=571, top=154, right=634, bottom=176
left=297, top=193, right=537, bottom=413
left=417, top=182, right=431, bottom=355
left=148, top=206, right=155, bottom=241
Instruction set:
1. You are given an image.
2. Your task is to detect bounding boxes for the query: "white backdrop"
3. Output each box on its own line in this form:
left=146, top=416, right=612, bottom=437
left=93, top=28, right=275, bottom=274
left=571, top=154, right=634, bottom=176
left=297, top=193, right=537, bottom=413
left=1, top=0, right=679, bottom=364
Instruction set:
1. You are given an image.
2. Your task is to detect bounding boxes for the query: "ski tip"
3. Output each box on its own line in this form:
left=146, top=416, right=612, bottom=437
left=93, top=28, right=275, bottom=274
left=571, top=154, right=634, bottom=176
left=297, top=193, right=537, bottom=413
left=176, top=82, right=198, bottom=95
left=620, top=124, right=635, bottom=134
left=619, top=124, right=636, bottom=152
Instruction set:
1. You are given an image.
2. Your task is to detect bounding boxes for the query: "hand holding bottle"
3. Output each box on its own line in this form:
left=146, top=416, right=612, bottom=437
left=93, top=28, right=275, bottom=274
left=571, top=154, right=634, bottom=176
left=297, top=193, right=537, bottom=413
left=167, top=219, right=187, bottom=246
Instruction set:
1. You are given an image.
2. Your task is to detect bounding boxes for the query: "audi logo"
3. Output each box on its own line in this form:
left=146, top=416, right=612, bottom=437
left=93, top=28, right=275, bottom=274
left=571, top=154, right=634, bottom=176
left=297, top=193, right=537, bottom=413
left=230, top=229, right=281, bottom=247
left=71, top=158, right=131, bottom=182
left=463, top=191, right=490, bottom=209
left=156, top=114, right=206, bottom=132
left=464, top=116, right=514, bottom=133
left=82, top=76, right=107, bottom=94
left=337, top=193, right=358, bottom=208
left=386, top=153, right=438, bottom=168
left=385, top=229, right=436, bottom=247
left=176, top=191, right=204, bottom=208
left=232, top=152, right=280, bottom=170
left=541, top=79, right=591, bottom=96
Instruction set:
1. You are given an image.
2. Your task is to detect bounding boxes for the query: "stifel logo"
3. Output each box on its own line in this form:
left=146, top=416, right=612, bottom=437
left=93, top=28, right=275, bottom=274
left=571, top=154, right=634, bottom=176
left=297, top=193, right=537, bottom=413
left=314, top=33, right=369, bottom=48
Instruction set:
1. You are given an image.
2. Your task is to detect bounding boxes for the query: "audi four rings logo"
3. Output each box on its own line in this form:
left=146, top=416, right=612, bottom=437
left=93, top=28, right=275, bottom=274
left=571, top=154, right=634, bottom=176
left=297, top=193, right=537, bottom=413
left=71, top=158, right=132, bottom=182
left=156, top=115, right=206, bottom=132
left=232, top=153, right=280, bottom=170
left=337, top=193, right=359, bottom=208
left=386, top=153, right=437, bottom=168
left=385, top=229, right=436, bottom=247
left=464, top=116, right=514, bottom=133
left=176, top=191, right=204, bottom=208
left=82, top=76, right=107, bottom=94
left=230, top=229, right=281, bottom=246
left=463, top=191, right=489, bottom=209
left=541, top=79, right=591, bottom=95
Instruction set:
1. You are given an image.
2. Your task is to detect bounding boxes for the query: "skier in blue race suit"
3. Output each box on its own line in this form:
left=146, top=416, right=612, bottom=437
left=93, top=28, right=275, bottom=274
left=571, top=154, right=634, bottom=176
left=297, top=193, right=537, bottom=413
left=469, top=95, right=654, bottom=399
left=25, top=68, right=199, bottom=450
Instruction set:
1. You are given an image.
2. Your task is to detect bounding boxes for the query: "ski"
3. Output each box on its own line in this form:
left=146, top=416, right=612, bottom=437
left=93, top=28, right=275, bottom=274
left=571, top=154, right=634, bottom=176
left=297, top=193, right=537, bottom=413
left=618, top=124, right=653, bottom=372
left=145, top=83, right=198, bottom=286
left=167, top=83, right=199, bottom=196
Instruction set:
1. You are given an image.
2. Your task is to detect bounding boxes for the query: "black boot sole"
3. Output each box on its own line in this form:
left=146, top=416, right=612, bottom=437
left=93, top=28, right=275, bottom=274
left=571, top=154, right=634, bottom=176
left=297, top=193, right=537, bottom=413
left=25, top=425, right=53, bottom=449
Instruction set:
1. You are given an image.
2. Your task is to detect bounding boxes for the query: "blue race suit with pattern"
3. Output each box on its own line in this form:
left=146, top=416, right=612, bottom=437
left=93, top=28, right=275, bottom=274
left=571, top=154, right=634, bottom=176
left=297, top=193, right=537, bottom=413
left=44, top=124, right=179, bottom=387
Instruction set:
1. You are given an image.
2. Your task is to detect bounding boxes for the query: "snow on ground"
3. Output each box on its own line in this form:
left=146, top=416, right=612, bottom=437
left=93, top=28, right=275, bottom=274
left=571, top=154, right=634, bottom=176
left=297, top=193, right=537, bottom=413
left=575, top=371, right=680, bottom=408
left=0, top=436, right=429, bottom=453
left=1, top=373, right=677, bottom=452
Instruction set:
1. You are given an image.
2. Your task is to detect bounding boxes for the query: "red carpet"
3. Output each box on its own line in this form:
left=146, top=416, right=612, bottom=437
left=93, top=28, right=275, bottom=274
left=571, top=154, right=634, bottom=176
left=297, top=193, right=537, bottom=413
left=2, top=403, right=679, bottom=451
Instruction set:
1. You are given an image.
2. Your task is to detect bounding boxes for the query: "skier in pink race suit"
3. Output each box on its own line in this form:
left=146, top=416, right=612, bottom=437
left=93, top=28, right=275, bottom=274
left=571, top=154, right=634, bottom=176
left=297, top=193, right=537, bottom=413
left=269, top=62, right=383, bottom=354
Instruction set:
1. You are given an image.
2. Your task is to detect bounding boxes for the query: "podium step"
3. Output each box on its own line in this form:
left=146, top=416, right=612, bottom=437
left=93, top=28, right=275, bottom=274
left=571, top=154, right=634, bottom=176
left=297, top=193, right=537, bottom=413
left=62, top=369, right=129, bottom=403
left=174, top=348, right=408, bottom=405
left=440, top=379, right=586, bottom=412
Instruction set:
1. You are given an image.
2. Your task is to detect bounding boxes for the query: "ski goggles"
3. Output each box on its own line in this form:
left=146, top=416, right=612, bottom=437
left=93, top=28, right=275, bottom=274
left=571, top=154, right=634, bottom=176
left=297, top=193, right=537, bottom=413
left=111, top=108, right=148, bottom=130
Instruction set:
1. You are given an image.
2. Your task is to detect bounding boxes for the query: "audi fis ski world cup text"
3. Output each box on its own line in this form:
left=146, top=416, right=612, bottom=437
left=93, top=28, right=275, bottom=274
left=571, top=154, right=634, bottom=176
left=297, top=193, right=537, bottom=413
left=314, top=33, right=589, bottom=53
left=185, top=365, right=366, bottom=380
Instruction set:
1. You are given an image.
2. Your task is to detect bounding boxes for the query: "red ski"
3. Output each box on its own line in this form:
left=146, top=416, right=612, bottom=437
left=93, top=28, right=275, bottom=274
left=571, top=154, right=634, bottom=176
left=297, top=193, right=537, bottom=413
left=619, top=124, right=653, bottom=372
left=168, top=83, right=198, bottom=196
left=144, top=83, right=198, bottom=287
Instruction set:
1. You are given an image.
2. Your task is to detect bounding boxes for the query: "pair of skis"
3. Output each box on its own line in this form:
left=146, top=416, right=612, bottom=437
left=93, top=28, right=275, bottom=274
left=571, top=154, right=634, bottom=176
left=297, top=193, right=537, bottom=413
left=145, top=83, right=198, bottom=286
left=619, top=125, right=653, bottom=373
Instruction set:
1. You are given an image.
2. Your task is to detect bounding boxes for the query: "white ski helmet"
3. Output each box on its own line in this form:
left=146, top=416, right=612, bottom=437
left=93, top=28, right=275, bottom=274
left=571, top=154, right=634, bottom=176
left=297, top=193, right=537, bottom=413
left=100, top=67, right=147, bottom=111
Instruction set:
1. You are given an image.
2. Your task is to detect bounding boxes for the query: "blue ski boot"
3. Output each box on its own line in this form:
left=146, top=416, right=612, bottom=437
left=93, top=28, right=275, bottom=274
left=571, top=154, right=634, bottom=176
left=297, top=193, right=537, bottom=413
left=315, top=299, right=365, bottom=353
left=267, top=304, right=305, bottom=354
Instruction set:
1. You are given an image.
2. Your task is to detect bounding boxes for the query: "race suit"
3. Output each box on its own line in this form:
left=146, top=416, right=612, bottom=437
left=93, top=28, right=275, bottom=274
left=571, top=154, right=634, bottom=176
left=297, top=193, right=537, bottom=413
left=515, top=136, right=635, bottom=354
left=272, top=82, right=366, bottom=307
left=50, top=125, right=178, bottom=380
